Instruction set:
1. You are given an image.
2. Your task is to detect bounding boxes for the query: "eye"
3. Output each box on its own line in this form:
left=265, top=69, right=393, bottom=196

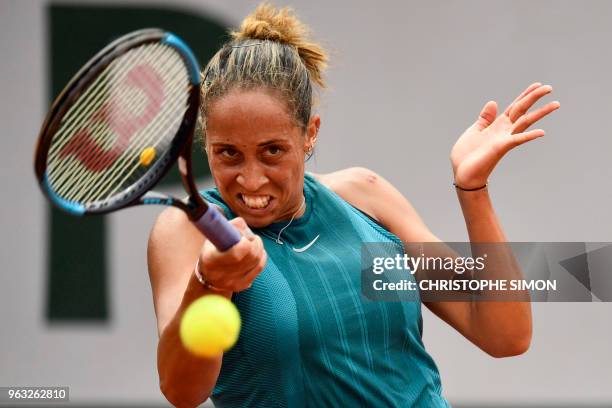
left=220, top=148, right=238, bottom=158
left=264, top=145, right=283, bottom=156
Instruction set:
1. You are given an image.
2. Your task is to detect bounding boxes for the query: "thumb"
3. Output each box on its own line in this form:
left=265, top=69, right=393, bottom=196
left=230, top=217, right=255, bottom=240
left=473, top=100, right=497, bottom=131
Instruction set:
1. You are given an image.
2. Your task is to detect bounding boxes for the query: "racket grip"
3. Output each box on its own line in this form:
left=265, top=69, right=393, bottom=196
left=194, top=206, right=242, bottom=251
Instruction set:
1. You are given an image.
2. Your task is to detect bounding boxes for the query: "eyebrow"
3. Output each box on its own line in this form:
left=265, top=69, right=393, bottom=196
left=211, top=139, right=289, bottom=148
left=258, top=139, right=288, bottom=147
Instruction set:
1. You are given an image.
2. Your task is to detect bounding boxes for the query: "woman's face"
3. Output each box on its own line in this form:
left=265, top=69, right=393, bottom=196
left=205, top=88, right=319, bottom=228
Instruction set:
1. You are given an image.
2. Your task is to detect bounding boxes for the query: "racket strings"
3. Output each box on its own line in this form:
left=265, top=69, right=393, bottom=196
left=48, top=43, right=173, bottom=191
left=47, top=43, right=190, bottom=204
left=47, top=71, right=113, bottom=159
left=92, top=81, right=187, bottom=202
left=47, top=45, right=150, bottom=161
left=47, top=44, right=165, bottom=191
left=83, top=69, right=187, bottom=203
left=85, top=76, right=186, bottom=203
left=57, top=59, right=185, bottom=202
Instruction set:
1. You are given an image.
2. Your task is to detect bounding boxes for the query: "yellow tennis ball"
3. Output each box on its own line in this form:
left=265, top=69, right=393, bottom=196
left=179, top=295, right=241, bottom=358
left=139, top=146, right=156, bottom=166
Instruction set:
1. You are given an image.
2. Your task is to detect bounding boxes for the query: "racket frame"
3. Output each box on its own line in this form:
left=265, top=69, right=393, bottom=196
left=34, top=28, right=208, bottom=220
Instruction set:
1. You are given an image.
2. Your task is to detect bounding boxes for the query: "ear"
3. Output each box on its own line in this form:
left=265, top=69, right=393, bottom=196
left=305, top=114, right=320, bottom=150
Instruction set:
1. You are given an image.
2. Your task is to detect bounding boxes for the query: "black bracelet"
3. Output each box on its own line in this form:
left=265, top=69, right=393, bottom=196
left=453, top=182, right=488, bottom=191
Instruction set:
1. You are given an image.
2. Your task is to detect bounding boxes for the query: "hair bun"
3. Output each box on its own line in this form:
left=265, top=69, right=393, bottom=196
left=231, top=2, right=327, bottom=87
left=232, top=3, right=303, bottom=45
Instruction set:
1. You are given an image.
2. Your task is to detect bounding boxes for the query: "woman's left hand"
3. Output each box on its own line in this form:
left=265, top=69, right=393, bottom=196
left=450, top=83, right=560, bottom=190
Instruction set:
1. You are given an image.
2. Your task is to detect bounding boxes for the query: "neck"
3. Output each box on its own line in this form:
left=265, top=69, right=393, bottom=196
left=272, top=196, right=305, bottom=244
left=288, top=195, right=306, bottom=220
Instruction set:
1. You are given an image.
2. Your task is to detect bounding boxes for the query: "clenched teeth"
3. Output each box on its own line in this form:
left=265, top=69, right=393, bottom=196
left=241, top=194, right=271, bottom=209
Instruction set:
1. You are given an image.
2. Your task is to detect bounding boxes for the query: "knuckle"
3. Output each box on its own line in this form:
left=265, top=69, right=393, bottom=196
left=250, top=242, right=261, bottom=259
left=228, top=242, right=249, bottom=262
left=512, top=119, right=526, bottom=133
left=512, top=108, right=525, bottom=119
left=254, top=236, right=264, bottom=252
left=231, top=217, right=247, bottom=230
left=259, top=252, right=268, bottom=269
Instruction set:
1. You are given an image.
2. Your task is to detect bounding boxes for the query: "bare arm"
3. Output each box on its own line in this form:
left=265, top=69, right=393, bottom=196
left=448, top=186, right=532, bottom=357
left=148, top=207, right=265, bottom=407
left=322, top=84, right=558, bottom=358
left=322, top=167, right=530, bottom=357
left=147, top=208, right=228, bottom=407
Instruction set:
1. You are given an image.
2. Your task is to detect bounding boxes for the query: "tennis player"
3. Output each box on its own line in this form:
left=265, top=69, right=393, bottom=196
left=147, top=4, right=559, bottom=407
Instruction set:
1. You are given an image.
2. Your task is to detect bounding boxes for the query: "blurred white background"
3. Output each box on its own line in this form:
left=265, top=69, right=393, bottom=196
left=1, top=0, right=611, bottom=406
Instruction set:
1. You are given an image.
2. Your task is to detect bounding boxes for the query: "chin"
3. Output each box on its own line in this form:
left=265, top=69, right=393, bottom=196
left=231, top=210, right=275, bottom=228
left=243, top=216, right=272, bottom=229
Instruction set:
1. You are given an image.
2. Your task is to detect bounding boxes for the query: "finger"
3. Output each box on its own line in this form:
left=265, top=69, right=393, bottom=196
left=230, top=217, right=248, bottom=232
left=201, top=237, right=262, bottom=289
left=204, top=233, right=251, bottom=264
left=230, top=217, right=255, bottom=241
left=241, top=250, right=268, bottom=290
left=238, top=235, right=265, bottom=273
left=228, top=249, right=268, bottom=292
left=508, top=85, right=553, bottom=122
left=508, top=129, right=546, bottom=148
left=243, top=226, right=255, bottom=240
left=504, top=82, right=542, bottom=115
left=512, top=101, right=560, bottom=134
left=474, top=100, right=498, bottom=131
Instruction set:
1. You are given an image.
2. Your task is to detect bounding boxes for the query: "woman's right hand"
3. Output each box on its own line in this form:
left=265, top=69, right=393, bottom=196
left=198, top=217, right=267, bottom=292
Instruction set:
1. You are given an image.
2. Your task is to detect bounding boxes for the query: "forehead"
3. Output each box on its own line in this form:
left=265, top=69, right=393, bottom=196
left=206, top=88, right=301, bottom=145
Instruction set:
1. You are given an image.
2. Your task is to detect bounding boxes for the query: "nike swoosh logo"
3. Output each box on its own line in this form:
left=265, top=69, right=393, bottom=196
left=292, top=234, right=320, bottom=253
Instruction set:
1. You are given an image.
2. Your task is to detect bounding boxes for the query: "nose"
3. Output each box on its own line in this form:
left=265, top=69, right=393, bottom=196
left=236, top=163, right=269, bottom=192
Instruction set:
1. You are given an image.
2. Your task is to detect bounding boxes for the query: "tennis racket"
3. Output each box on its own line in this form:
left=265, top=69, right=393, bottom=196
left=34, top=28, right=241, bottom=251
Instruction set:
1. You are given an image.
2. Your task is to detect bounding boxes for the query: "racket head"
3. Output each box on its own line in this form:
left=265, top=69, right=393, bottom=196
left=34, top=29, right=201, bottom=216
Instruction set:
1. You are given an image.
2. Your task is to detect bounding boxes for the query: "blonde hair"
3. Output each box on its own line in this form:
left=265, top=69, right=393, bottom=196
left=199, top=3, right=328, bottom=142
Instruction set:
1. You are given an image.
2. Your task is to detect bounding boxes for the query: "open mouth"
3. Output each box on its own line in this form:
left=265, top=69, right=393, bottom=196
left=239, top=193, right=273, bottom=210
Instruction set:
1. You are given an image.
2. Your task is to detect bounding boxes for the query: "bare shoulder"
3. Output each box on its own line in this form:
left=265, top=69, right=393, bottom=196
left=311, top=167, right=437, bottom=242
left=148, top=206, right=206, bottom=280
left=148, top=207, right=202, bottom=253
left=150, top=206, right=190, bottom=234
left=312, top=167, right=380, bottom=192
left=311, top=167, right=381, bottom=220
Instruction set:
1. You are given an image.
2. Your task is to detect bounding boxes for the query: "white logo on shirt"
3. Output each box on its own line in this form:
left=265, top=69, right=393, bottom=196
left=292, top=235, right=320, bottom=253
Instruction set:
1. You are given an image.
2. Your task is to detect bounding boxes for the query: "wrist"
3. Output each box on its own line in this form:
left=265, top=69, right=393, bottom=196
left=453, top=181, right=488, bottom=191
left=181, top=272, right=233, bottom=308
left=194, top=258, right=231, bottom=294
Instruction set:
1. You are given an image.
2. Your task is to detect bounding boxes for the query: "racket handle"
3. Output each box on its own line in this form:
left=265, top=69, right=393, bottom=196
left=194, top=206, right=242, bottom=251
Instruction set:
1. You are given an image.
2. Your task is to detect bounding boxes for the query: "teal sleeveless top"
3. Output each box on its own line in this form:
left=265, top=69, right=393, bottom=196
left=201, top=173, right=450, bottom=407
